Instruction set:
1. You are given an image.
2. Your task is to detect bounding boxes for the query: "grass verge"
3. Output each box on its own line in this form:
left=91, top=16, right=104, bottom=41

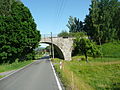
left=0, top=75, right=5, bottom=79
left=0, top=60, right=33, bottom=78
left=53, top=56, right=120, bottom=90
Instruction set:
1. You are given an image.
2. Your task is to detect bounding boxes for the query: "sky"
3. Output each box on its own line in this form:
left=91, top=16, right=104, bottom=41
left=21, top=0, right=91, bottom=35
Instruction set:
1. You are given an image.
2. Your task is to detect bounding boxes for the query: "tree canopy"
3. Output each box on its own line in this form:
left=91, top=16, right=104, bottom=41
left=84, top=0, right=120, bottom=44
left=74, top=37, right=101, bottom=62
left=67, top=16, right=84, bottom=33
left=57, top=30, right=69, bottom=37
left=0, top=0, right=41, bottom=63
left=67, top=0, right=120, bottom=45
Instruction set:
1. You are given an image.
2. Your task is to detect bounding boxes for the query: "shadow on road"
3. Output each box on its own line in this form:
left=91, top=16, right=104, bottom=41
left=34, top=56, right=50, bottom=61
left=40, top=56, right=50, bottom=59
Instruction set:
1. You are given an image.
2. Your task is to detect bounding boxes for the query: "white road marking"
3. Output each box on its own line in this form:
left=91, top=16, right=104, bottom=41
left=50, top=60, right=62, bottom=90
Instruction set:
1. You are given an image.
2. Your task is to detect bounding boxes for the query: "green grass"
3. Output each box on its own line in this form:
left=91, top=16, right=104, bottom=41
left=92, top=57, right=120, bottom=62
left=51, top=58, right=62, bottom=63
left=101, top=42, right=120, bottom=58
left=53, top=42, right=120, bottom=90
left=0, top=60, right=33, bottom=73
left=53, top=56, right=120, bottom=90
left=0, top=75, right=5, bottom=78
left=69, top=57, right=120, bottom=90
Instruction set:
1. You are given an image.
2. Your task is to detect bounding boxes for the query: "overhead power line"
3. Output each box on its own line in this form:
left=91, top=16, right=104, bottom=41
left=55, top=0, right=68, bottom=32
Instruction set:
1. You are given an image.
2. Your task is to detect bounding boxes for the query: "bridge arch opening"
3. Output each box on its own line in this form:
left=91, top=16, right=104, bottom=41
left=40, top=42, right=65, bottom=60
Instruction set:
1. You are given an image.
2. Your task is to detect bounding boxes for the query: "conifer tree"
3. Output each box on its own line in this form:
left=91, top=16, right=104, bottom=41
left=0, top=0, right=41, bottom=63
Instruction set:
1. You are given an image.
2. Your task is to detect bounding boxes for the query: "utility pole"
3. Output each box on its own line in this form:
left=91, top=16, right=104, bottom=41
left=49, top=45, right=51, bottom=57
left=51, top=32, right=54, bottom=59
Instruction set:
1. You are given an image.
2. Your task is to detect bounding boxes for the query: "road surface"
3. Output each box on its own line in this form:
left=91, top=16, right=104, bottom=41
left=0, top=56, right=60, bottom=90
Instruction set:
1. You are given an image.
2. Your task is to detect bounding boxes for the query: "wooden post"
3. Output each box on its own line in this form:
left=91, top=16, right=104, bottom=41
left=60, top=61, right=62, bottom=69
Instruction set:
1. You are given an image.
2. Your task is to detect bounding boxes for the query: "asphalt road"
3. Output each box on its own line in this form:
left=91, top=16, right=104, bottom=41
left=0, top=57, right=60, bottom=90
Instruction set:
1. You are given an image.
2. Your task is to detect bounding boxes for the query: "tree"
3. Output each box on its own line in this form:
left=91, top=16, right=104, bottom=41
left=0, top=0, right=41, bottom=63
left=113, top=6, right=120, bottom=40
left=57, top=30, right=69, bottom=37
left=11, top=1, right=41, bottom=61
left=84, top=0, right=120, bottom=44
left=89, top=0, right=104, bottom=44
left=0, top=0, right=14, bottom=16
left=67, top=16, right=84, bottom=33
left=83, top=15, right=95, bottom=39
left=74, top=37, right=101, bottom=62
left=71, top=32, right=86, bottom=56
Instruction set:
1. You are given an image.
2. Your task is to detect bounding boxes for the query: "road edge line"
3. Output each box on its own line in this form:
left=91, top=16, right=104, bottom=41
left=0, top=60, right=36, bottom=81
left=50, top=60, right=62, bottom=90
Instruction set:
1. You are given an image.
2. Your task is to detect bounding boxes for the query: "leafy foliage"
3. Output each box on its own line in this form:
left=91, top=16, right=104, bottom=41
left=0, top=0, right=40, bottom=63
left=101, top=42, right=120, bottom=58
left=0, top=60, right=33, bottom=73
left=57, top=30, right=69, bottom=37
left=74, top=37, right=101, bottom=62
left=58, top=30, right=86, bottom=38
left=84, top=0, right=120, bottom=44
left=0, top=0, right=14, bottom=16
left=67, top=16, right=84, bottom=33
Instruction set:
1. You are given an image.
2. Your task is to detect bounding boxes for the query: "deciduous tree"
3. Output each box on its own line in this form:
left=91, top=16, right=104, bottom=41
left=67, top=16, right=84, bottom=33
left=74, top=37, right=101, bottom=62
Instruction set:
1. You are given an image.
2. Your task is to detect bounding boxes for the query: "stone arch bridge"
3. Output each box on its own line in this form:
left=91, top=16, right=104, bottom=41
left=40, top=37, right=74, bottom=61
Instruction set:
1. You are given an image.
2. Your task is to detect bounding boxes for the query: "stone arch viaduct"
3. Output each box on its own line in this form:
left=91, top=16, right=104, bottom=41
left=40, top=37, right=74, bottom=61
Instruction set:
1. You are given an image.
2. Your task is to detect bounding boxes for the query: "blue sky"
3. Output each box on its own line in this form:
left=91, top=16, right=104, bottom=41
left=21, top=0, right=91, bottom=35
